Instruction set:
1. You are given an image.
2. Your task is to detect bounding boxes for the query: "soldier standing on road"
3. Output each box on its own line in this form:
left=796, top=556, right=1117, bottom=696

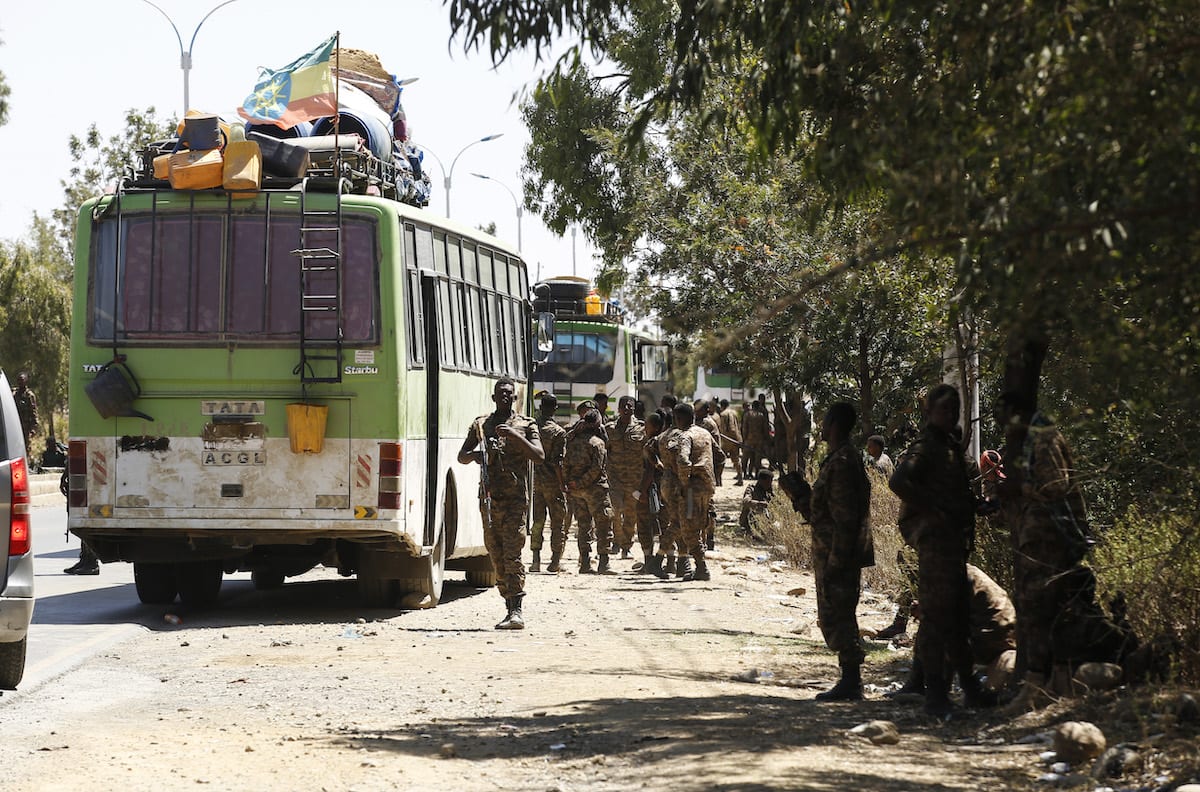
left=634, top=411, right=667, bottom=575
left=657, top=409, right=686, bottom=576
left=742, top=400, right=770, bottom=477
left=607, top=396, right=645, bottom=561
left=669, top=403, right=715, bottom=582
left=531, top=392, right=568, bottom=574
left=564, top=409, right=616, bottom=574
left=717, top=399, right=744, bottom=486
left=889, top=384, right=993, bottom=716
left=12, top=371, right=39, bottom=459
left=803, top=402, right=874, bottom=702
left=458, top=378, right=545, bottom=631
left=695, top=400, right=723, bottom=549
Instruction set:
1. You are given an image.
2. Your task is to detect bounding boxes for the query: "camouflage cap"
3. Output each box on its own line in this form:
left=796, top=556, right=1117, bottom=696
left=577, top=399, right=598, bottom=413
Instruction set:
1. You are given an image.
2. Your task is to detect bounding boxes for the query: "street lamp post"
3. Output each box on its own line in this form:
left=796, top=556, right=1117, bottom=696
left=470, top=173, right=523, bottom=252
left=141, top=0, right=241, bottom=114
left=445, top=134, right=503, bottom=217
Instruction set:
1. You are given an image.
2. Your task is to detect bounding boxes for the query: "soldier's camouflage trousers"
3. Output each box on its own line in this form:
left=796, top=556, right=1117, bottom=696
left=915, top=533, right=973, bottom=689
left=531, top=482, right=568, bottom=556
left=483, top=496, right=528, bottom=600
left=568, top=487, right=614, bottom=557
left=657, top=481, right=683, bottom=557
left=636, top=492, right=659, bottom=557
left=679, top=488, right=712, bottom=560
left=813, top=546, right=866, bottom=667
left=609, top=483, right=639, bottom=552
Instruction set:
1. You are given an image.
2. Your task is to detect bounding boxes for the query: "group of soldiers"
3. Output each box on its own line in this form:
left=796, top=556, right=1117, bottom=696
left=456, top=377, right=1135, bottom=721
left=458, top=380, right=795, bottom=631
left=775, top=384, right=1137, bottom=717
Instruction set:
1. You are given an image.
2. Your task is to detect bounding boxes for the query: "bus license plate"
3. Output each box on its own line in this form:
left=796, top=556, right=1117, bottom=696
left=202, top=451, right=266, bottom=466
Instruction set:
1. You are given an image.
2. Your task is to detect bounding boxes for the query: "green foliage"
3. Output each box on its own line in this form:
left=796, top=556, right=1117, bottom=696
left=0, top=220, right=72, bottom=441
left=757, top=467, right=910, bottom=599
left=52, top=107, right=175, bottom=255
left=1093, top=507, right=1200, bottom=682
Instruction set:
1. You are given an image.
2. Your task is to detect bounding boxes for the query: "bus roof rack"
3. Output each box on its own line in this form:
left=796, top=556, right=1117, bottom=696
left=126, top=136, right=433, bottom=206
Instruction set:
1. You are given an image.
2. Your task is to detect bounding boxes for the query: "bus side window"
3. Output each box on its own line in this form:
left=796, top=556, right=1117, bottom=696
left=452, top=281, right=474, bottom=370
left=485, top=293, right=502, bottom=375
left=438, top=279, right=458, bottom=369
left=462, top=242, right=478, bottom=283
left=465, top=285, right=485, bottom=371
left=479, top=249, right=494, bottom=289
left=406, top=270, right=425, bottom=367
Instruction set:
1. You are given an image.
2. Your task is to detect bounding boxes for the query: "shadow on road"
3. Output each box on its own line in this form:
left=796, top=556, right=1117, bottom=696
left=323, top=692, right=1018, bottom=791
left=29, top=576, right=491, bottom=630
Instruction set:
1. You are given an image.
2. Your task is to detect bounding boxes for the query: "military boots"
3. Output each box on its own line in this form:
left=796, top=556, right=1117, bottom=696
left=579, top=552, right=594, bottom=574
left=530, top=551, right=541, bottom=573
left=687, top=557, right=711, bottom=582
left=495, top=595, right=526, bottom=630
left=546, top=552, right=562, bottom=574
left=815, top=663, right=864, bottom=702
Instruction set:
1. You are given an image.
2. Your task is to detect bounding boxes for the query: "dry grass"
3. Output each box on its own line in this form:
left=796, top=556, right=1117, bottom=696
left=756, top=471, right=910, bottom=597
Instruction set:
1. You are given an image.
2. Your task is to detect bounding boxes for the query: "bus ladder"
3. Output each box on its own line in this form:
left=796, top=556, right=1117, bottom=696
left=293, top=181, right=345, bottom=384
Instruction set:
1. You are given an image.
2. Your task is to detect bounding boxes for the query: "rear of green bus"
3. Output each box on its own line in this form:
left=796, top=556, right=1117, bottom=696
left=67, top=190, right=427, bottom=606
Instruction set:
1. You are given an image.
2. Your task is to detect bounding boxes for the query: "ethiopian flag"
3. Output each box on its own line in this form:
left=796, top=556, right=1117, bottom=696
left=238, top=35, right=338, bottom=129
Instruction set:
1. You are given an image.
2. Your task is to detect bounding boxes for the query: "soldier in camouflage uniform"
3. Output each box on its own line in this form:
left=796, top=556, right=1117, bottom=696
left=531, top=392, right=568, bottom=574
left=889, top=384, right=993, bottom=715
left=656, top=410, right=685, bottom=576
left=669, top=402, right=715, bottom=582
left=607, top=396, right=645, bottom=560
left=742, top=400, right=770, bottom=477
left=695, top=400, right=722, bottom=549
left=564, top=409, right=616, bottom=574
left=717, top=399, right=744, bottom=486
left=997, top=391, right=1135, bottom=711
left=803, top=402, right=873, bottom=702
left=634, top=411, right=667, bottom=575
left=458, top=377, right=544, bottom=630
left=12, top=372, right=38, bottom=458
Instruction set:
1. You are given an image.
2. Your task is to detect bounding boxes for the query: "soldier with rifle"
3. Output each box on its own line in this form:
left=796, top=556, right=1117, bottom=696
left=458, top=378, right=544, bottom=630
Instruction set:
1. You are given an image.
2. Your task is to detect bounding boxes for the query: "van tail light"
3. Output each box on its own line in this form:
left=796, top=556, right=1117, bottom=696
left=9, top=456, right=30, bottom=556
left=378, top=442, right=402, bottom=510
left=68, top=440, right=89, bottom=509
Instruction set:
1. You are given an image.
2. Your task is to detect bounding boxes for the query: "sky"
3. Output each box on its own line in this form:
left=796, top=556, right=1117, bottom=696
left=0, top=0, right=599, bottom=284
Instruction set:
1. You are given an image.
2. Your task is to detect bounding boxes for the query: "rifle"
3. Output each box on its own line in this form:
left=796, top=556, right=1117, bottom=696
left=477, top=420, right=493, bottom=532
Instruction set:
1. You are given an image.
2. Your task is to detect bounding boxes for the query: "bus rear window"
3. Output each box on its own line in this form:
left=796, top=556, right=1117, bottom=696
left=89, top=213, right=379, bottom=344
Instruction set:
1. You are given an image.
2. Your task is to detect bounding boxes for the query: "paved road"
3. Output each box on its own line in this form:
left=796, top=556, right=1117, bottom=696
left=13, top=504, right=281, bottom=698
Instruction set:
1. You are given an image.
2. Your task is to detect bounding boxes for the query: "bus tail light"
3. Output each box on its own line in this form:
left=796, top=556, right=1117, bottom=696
left=68, top=440, right=89, bottom=509
left=378, top=442, right=402, bottom=510
left=9, top=456, right=30, bottom=556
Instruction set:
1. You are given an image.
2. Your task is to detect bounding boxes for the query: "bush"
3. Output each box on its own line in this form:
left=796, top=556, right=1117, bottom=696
left=1092, top=507, right=1200, bottom=683
left=757, top=470, right=910, bottom=597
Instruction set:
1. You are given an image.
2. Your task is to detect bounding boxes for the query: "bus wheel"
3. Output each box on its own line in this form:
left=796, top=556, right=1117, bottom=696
left=176, top=561, right=223, bottom=607
left=400, top=529, right=445, bottom=607
left=464, top=563, right=498, bottom=588
left=134, top=562, right=178, bottom=605
left=357, top=573, right=397, bottom=608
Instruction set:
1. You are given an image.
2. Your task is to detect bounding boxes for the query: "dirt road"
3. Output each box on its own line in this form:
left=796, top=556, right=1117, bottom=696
left=1, top=483, right=1043, bottom=791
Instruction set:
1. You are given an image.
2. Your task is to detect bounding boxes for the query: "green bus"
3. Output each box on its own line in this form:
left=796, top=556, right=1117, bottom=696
left=532, top=277, right=670, bottom=416
left=67, top=144, right=539, bottom=608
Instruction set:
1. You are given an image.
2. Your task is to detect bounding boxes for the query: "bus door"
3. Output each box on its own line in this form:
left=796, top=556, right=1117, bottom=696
left=634, top=340, right=672, bottom=406
left=420, top=270, right=443, bottom=547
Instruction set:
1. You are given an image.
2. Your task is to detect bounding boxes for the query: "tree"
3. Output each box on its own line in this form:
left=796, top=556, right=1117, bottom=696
left=449, top=0, right=1200, bottom=501
left=0, top=218, right=72, bottom=444
left=51, top=107, right=174, bottom=256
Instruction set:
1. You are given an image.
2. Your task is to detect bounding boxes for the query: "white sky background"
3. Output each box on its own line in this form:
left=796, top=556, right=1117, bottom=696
left=0, top=0, right=599, bottom=284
